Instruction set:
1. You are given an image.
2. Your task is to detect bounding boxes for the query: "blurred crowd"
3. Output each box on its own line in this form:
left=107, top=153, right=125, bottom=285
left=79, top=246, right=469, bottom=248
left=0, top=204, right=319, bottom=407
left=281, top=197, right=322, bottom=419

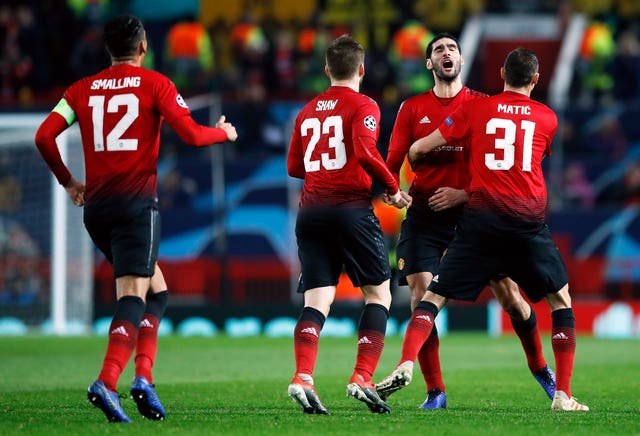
left=0, top=0, right=639, bottom=213
left=0, top=1, right=636, bottom=103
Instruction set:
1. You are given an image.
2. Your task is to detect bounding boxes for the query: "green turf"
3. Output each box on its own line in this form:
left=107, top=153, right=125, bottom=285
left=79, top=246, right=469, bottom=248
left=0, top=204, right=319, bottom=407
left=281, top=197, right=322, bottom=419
left=0, top=333, right=638, bottom=435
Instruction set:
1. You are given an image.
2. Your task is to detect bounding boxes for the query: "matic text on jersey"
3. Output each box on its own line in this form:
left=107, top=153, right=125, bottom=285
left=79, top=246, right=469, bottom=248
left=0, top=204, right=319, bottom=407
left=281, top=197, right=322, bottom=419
left=497, top=103, right=531, bottom=115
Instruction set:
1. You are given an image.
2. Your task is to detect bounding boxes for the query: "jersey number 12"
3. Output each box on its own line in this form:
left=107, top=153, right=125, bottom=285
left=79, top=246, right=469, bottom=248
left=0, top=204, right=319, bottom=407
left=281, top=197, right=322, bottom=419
left=88, top=94, right=139, bottom=152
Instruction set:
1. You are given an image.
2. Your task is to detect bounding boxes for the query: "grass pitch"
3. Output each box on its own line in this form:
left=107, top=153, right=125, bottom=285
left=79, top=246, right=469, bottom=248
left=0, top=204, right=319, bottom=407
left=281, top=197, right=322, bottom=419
left=0, top=333, right=638, bottom=435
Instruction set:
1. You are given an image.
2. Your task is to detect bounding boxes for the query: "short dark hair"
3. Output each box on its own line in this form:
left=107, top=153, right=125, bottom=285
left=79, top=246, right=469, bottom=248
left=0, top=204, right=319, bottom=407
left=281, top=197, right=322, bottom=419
left=104, top=14, right=146, bottom=59
left=503, top=47, right=539, bottom=87
left=325, top=34, right=364, bottom=80
left=425, top=32, right=460, bottom=59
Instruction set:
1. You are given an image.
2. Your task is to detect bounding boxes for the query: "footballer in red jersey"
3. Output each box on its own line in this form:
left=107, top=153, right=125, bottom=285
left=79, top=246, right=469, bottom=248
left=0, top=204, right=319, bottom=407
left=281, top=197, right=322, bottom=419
left=288, top=87, right=399, bottom=207
left=34, top=15, right=237, bottom=423
left=405, top=47, right=588, bottom=411
left=37, top=63, right=230, bottom=203
left=386, top=85, right=483, bottom=287
left=375, top=34, right=554, bottom=411
left=286, top=35, right=410, bottom=416
left=441, top=90, right=557, bottom=227
left=386, top=86, right=486, bottom=202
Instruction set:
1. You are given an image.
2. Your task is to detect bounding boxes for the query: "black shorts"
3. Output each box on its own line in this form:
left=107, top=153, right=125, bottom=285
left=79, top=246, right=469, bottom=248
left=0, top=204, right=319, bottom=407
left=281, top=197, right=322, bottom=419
left=295, top=206, right=391, bottom=292
left=84, top=197, right=160, bottom=278
left=428, top=212, right=568, bottom=303
left=395, top=204, right=460, bottom=285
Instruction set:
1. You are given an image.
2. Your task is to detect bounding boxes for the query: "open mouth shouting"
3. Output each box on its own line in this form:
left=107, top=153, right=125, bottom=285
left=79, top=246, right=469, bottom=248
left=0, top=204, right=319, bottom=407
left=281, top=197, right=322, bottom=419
left=442, top=58, right=455, bottom=73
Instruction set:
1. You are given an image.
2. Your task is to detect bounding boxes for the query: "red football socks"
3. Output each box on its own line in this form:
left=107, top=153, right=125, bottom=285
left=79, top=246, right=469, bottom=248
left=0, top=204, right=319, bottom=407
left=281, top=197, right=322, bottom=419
left=417, top=327, right=445, bottom=392
left=511, top=309, right=547, bottom=373
left=293, top=319, right=322, bottom=376
left=399, top=304, right=437, bottom=365
left=551, top=308, right=577, bottom=397
left=351, top=304, right=388, bottom=383
left=352, top=330, right=385, bottom=383
left=98, top=320, right=138, bottom=392
left=135, top=314, right=160, bottom=383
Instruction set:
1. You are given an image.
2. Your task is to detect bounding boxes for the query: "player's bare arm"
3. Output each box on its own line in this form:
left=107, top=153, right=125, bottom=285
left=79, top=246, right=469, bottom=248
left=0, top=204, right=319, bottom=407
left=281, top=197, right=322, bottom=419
left=408, top=128, right=447, bottom=165
left=428, top=187, right=468, bottom=212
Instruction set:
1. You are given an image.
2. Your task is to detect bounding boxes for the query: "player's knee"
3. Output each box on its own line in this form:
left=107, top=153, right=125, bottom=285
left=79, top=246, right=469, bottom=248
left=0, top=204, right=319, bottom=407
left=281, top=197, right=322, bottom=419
left=490, top=279, right=525, bottom=318
left=409, top=289, right=425, bottom=311
left=495, top=290, right=525, bottom=319
left=500, top=299, right=519, bottom=318
left=370, top=290, right=392, bottom=309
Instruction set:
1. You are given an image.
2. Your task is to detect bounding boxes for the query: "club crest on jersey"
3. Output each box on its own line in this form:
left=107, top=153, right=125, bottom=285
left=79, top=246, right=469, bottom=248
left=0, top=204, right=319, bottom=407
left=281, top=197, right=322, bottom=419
left=176, top=94, right=188, bottom=109
left=364, top=115, right=377, bottom=131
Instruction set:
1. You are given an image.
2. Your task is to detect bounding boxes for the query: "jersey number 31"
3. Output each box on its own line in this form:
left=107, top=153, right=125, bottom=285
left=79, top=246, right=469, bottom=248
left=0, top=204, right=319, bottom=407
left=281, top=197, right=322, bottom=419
left=485, top=118, right=535, bottom=172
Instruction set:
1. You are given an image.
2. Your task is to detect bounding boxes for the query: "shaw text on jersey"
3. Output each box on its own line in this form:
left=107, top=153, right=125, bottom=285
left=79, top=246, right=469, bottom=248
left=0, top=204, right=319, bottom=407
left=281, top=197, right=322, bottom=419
left=315, top=99, right=338, bottom=111
left=91, top=77, right=141, bottom=90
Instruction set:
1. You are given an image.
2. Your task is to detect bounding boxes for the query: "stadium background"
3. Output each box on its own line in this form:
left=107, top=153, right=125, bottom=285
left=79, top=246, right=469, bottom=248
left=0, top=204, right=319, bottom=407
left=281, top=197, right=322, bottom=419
left=0, top=0, right=639, bottom=337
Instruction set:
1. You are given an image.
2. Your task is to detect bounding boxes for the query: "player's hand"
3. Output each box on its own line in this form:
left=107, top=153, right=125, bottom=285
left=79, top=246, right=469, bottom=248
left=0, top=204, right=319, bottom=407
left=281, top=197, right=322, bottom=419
left=428, top=187, right=468, bottom=212
left=216, top=115, right=238, bottom=142
left=64, top=177, right=85, bottom=207
left=385, top=190, right=412, bottom=209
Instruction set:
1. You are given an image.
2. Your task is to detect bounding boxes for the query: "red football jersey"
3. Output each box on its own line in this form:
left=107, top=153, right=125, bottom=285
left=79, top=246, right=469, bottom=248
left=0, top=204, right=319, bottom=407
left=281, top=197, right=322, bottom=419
left=288, top=86, right=398, bottom=207
left=439, top=91, right=558, bottom=222
left=386, top=86, right=487, bottom=202
left=62, top=64, right=191, bottom=201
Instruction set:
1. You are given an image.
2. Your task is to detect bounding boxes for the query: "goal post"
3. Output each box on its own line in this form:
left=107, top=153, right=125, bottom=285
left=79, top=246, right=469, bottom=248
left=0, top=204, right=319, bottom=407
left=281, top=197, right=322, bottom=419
left=0, top=113, right=93, bottom=334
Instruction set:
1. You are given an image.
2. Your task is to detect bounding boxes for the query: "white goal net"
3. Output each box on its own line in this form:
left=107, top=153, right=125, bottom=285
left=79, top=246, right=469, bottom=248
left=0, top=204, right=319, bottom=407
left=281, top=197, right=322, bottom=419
left=0, top=113, right=93, bottom=334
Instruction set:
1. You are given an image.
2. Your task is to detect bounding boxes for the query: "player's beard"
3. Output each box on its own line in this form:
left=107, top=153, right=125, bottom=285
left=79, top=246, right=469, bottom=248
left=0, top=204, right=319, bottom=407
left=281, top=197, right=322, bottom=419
left=433, top=60, right=461, bottom=83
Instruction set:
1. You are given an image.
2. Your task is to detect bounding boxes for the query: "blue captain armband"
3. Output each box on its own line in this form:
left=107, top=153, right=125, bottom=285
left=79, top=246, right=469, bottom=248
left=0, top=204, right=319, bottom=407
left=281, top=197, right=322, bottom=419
left=52, top=98, right=77, bottom=125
